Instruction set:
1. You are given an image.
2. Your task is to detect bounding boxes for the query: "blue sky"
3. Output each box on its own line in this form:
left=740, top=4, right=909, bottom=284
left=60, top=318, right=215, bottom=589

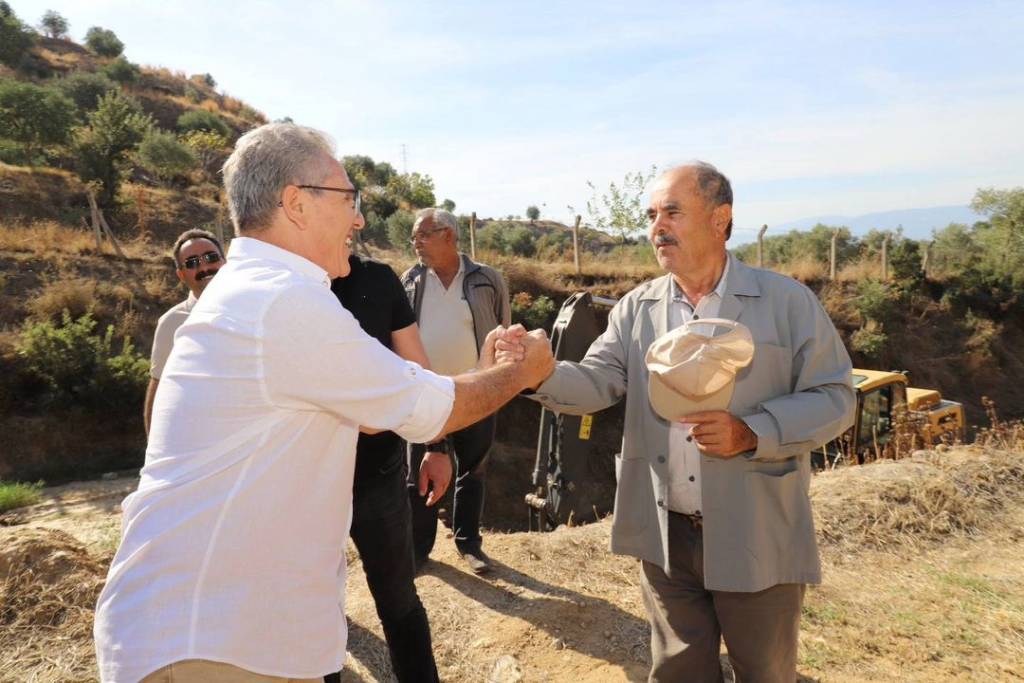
left=13, top=1, right=1024, bottom=241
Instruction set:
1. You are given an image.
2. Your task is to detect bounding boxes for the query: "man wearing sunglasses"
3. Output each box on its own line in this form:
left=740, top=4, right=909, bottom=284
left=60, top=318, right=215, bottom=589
left=144, top=229, right=225, bottom=435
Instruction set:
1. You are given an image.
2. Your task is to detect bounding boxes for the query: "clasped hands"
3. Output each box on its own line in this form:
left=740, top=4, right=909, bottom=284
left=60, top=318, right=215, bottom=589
left=479, top=324, right=555, bottom=390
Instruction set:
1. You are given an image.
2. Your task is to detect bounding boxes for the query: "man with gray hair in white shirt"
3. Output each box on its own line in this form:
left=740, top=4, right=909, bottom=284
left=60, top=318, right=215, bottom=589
left=93, top=122, right=554, bottom=683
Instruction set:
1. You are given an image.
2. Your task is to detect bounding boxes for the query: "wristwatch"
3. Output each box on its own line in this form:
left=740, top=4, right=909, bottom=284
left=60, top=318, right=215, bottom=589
left=424, top=439, right=449, bottom=454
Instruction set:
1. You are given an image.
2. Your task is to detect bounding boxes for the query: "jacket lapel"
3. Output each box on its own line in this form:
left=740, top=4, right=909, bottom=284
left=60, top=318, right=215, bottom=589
left=719, top=254, right=760, bottom=322
left=640, top=274, right=672, bottom=342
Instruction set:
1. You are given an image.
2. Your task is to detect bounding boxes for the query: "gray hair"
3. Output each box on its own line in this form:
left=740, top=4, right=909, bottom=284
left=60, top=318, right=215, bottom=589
left=689, top=161, right=734, bottom=240
left=221, top=123, right=337, bottom=234
left=414, top=207, right=459, bottom=237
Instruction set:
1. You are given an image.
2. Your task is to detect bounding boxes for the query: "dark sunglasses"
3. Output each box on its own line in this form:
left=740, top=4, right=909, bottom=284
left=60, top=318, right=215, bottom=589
left=180, top=251, right=222, bottom=270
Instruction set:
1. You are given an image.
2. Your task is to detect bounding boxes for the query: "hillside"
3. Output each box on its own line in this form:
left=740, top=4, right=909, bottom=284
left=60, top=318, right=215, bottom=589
left=2, top=445, right=1022, bottom=681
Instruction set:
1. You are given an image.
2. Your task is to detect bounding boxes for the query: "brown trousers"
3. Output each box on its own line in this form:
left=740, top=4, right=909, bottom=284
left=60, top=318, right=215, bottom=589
left=140, top=659, right=322, bottom=683
left=639, top=512, right=805, bottom=683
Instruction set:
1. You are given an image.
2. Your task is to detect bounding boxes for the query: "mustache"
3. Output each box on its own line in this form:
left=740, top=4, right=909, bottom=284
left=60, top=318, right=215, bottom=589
left=654, top=235, right=678, bottom=247
left=196, top=269, right=219, bottom=282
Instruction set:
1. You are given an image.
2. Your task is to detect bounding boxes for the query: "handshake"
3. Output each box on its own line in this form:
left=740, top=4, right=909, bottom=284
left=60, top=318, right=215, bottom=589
left=480, top=324, right=556, bottom=391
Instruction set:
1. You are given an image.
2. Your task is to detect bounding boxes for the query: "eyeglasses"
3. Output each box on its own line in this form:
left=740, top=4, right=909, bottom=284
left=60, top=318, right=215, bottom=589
left=180, top=251, right=222, bottom=270
left=409, top=228, right=448, bottom=244
left=286, top=185, right=361, bottom=214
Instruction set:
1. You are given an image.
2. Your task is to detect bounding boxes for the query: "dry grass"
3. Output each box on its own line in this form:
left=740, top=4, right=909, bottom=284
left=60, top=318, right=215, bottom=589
left=776, top=256, right=828, bottom=282
left=0, top=221, right=152, bottom=260
left=26, top=278, right=101, bottom=322
left=836, top=257, right=884, bottom=282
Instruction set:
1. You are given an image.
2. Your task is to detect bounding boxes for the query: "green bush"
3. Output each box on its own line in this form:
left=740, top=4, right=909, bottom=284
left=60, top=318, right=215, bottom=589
left=511, top=292, right=558, bottom=331
left=853, top=279, right=895, bottom=324
left=137, top=128, right=196, bottom=182
left=0, top=481, right=43, bottom=512
left=177, top=109, right=230, bottom=137
left=55, top=70, right=117, bottom=116
left=850, top=326, right=888, bottom=358
left=359, top=210, right=389, bottom=246
left=16, top=311, right=149, bottom=411
left=84, top=26, right=124, bottom=57
left=0, top=138, right=27, bottom=164
left=39, top=9, right=69, bottom=39
left=386, top=210, right=415, bottom=252
left=183, top=83, right=202, bottom=103
left=0, top=4, right=34, bottom=68
left=102, top=56, right=140, bottom=84
left=0, top=79, right=76, bottom=157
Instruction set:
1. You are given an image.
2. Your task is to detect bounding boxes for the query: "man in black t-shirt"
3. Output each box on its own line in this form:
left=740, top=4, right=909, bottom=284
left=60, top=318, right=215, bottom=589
left=325, top=254, right=451, bottom=683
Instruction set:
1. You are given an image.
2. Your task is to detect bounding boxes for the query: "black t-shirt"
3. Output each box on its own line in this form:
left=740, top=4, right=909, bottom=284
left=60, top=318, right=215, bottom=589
left=331, top=254, right=417, bottom=482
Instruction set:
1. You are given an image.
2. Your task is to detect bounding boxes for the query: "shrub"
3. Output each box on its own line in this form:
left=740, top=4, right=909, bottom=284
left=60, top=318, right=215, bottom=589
left=84, top=26, right=124, bottom=57
left=183, top=83, right=202, bottom=103
left=0, top=481, right=42, bottom=512
left=360, top=210, right=389, bottom=246
left=0, top=5, right=34, bottom=68
left=177, top=109, right=230, bottom=137
left=850, top=325, right=888, bottom=358
left=0, top=138, right=27, bottom=164
left=102, top=56, right=140, bottom=84
left=0, top=79, right=76, bottom=157
left=16, top=311, right=149, bottom=411
left=386, top=210, right=415, bottom=252
left=137, top=128, right=196, bottom=182
left=853, top=279, right=894, bottom=324
left=511, top=292, right=558, bottom=331
left=55, top=70, right=117, bottom=115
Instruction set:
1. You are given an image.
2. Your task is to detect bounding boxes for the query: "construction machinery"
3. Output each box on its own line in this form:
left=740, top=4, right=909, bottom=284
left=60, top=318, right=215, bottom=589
left=812, top=369, right=965, bottom=468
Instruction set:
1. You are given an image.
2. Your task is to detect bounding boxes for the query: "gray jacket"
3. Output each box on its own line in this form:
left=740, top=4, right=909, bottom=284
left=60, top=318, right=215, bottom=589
left=402, top=253, right=511, bottom=355
left=530, top=255, right=855, bottom=592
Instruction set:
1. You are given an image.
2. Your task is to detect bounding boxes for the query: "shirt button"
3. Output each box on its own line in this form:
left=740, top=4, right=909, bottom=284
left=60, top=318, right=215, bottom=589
left=693, top=314, right=700, bottom=320
left=696, top=509, right=701, bottom=515
left=686, top=435, right=693, bottom=442
left=657, top=455, right=665, bottom=463
left=657, top=499, right=664, bottom=508
left=689, top=475, right=695, bottom=482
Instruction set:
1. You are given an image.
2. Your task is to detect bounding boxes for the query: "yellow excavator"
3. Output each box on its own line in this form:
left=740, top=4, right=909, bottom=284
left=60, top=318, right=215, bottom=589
left=813, top=368, right=965, bottom=468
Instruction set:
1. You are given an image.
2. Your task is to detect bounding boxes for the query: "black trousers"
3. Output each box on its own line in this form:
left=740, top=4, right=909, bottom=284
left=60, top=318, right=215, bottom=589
left=407, top=415, right=495, bottom=559
left=325, top=455, right=438, bottom=683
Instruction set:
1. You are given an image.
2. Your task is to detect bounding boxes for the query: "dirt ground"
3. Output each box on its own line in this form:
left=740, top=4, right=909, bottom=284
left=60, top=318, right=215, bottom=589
left=2, top=448, right=1023, bottom=682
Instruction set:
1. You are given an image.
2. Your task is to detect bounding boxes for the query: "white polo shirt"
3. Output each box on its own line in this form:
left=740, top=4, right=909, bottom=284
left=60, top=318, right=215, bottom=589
left=94, top=237, right=454, bottom=683
left=665, top=257, right=730, bottom=516
left=149, top=294, right=196, bottom=379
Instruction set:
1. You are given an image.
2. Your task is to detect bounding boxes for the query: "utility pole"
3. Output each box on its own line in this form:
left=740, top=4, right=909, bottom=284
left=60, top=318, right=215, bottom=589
left=757, top=224, right=768, bottom=268
left=400, top=143, right=408, bottom=174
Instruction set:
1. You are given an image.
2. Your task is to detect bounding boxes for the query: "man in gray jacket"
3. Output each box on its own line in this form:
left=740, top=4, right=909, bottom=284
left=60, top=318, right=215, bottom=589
left=402, top=208, right=511, bottom=574
left=505, top=163, right=855, bottom=681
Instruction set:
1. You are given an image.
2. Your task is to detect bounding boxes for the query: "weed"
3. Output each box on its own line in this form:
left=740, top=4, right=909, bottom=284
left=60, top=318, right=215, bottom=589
left=0, top=481, right=43, bottom=512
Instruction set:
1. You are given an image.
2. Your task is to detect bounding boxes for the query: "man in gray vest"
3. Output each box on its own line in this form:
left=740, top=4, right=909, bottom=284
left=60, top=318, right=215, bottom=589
left=402, top=208, right=511, bottom=574
left=501, top=162, right=855, bottom=681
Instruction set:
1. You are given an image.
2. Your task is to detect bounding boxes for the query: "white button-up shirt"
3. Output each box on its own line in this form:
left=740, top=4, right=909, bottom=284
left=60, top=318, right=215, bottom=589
left=665, top=257, right=730, bottom=516
left=94, top=237, right=454, bottom=683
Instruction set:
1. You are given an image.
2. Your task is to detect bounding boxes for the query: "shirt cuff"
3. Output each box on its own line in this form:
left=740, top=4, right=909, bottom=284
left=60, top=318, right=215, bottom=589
left=740, top=411, right=779, bottom=460
left=395, top=365, right=455, bottom=444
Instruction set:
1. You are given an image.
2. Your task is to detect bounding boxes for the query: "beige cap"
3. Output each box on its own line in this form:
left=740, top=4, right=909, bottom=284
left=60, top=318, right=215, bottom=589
left=645, top=318, right=754, bottom=421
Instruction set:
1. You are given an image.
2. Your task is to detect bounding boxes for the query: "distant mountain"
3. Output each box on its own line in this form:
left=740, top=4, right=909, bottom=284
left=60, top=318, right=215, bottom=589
left=757, top=205, right=986, bottom=241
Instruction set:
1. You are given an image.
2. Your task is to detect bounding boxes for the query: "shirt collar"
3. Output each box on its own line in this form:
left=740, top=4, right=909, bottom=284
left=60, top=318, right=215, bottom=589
left=671, top=254, right=731, bottom=305
left=228, top=237, right=330, bottom=287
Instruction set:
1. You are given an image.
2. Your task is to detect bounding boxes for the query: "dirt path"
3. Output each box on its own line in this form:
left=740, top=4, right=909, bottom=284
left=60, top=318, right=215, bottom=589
left=3, top=449, right=1023, bottom=682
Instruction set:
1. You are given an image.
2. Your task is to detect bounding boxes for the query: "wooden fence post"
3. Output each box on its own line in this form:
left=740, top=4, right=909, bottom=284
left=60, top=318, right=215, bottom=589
left=830, top=229, right=839, bottom=280
left=572, top=214, right=582, bottom=276
left=922, top=240, right=932, bottom=278
left=469, top=212, right=477, bottom=260
left=881, top=234, right=890, bottom=280
left=757, top=224, right=768, bottom=268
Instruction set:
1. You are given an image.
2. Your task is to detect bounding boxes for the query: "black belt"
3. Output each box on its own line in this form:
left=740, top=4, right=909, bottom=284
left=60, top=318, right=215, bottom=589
left=670, top=511, right=703, bottom=529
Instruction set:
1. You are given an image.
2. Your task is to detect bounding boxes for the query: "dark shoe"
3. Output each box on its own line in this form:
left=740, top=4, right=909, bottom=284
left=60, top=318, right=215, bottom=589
left=459, top=548, right=491, bottom=574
